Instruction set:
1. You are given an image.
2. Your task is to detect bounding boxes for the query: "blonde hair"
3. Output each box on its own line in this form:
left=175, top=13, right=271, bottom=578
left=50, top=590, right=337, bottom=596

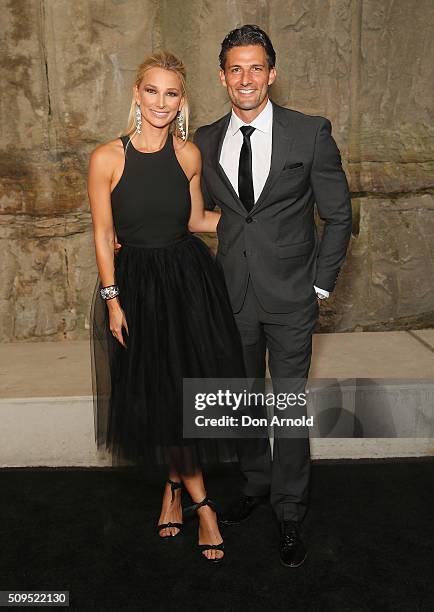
left=124, top=51, right=189, bottom=143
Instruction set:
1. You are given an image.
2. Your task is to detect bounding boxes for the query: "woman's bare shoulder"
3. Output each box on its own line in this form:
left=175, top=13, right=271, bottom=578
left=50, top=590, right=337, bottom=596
left=173, top=137, right=202, bottom=181
left=173, top=136, right=201, bottom=165
left=173, top=136, right=200, bottom=156
left=90, top=137, right=125, bottom=165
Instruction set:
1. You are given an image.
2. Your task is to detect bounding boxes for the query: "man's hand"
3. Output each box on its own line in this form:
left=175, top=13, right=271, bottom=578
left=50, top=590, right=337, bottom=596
left=314, top=285, right=329, bottom=303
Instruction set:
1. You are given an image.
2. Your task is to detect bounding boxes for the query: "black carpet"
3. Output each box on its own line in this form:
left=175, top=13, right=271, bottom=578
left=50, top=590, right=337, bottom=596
left=0, top=460, right=433, bottom=611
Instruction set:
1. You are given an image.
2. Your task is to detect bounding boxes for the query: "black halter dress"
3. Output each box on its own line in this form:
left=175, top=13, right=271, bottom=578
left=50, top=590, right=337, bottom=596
left=90, top=133, right=245, bottom=477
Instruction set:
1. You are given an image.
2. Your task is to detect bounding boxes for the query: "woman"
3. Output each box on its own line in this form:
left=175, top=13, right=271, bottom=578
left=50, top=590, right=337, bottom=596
left=88, top=52, right=245, bottom=564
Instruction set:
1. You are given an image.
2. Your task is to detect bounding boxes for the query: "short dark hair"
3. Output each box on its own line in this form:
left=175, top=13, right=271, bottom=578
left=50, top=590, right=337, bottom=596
left=219, top=24, right=276, bottom=70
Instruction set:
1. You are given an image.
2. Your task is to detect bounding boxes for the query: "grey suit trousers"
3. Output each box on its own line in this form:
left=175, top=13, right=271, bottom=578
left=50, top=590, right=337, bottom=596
left=233, top=276, right=318, bottom=523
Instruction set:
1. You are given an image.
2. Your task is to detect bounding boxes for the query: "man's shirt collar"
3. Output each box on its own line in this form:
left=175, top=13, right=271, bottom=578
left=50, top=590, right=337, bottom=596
left=229, top=98, right=273, bottom=136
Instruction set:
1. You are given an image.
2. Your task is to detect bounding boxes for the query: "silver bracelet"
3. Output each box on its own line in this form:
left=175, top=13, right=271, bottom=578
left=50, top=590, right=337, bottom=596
left=100, top=284, right=119, bottom=300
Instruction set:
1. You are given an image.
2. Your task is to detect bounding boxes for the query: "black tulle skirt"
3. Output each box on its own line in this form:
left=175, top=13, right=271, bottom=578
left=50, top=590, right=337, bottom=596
left=90, top=234, right=245, bottom=479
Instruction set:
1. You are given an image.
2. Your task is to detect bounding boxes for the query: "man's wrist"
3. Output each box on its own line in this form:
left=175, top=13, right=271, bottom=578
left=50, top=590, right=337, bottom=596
left=314, top=285, right=329, bottom=300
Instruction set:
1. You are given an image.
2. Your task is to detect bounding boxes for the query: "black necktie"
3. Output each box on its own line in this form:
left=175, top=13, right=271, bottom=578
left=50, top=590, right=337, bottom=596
left=238, top=125, right=256, bottom=212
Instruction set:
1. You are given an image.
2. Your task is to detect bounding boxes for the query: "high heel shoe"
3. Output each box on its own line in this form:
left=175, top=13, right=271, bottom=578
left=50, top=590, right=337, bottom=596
left=157, top=478, right=183, bottom=539
left=184, top=496, right=225, bottom=564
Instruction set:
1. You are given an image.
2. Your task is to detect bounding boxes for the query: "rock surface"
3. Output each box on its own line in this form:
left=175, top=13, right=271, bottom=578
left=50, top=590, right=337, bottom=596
left=1, top=0, right=433, bottom=341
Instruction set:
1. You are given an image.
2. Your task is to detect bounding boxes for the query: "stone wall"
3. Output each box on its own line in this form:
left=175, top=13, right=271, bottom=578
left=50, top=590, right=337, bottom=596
left=1, top=0, right=433, bottom=341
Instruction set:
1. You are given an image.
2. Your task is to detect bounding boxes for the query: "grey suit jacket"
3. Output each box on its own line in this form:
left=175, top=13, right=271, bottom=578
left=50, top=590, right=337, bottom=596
left=194, top=101, right=352, bottom=313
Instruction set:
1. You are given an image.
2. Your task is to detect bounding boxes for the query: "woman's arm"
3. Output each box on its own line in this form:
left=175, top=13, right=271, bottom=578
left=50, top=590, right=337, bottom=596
left=88, top=144, right=128, bottom=347
left=88, top=146, right=117, bottom=286
left=185, top=143, right=221, bottom=233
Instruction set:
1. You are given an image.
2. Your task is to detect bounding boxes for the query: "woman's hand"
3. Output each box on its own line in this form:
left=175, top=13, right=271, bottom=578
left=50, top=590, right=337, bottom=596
left=108, top=301, right=129, bottom=348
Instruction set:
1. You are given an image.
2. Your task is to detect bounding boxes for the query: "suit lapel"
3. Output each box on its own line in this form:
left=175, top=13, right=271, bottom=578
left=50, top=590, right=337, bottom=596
left=250, top=102, right=293, bottom=214
left=212, top=113, right=247, bottom=214
left=209, top=102, right=293, bottom=215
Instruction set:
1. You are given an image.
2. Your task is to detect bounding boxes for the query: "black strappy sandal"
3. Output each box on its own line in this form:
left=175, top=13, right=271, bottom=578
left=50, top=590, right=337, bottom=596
left=184, top=496, right=225, bottom=564
left=157, top=479, right=183, bottom=540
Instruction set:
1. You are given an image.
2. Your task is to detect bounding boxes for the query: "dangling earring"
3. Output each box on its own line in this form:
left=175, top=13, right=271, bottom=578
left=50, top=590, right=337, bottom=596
left=135, top=103, right=142, bottom=134
left=177, top=109, right=186, bottom=141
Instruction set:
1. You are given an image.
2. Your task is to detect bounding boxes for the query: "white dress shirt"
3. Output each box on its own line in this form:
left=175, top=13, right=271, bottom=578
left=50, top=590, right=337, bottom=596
left=219, top=99, right=329, bottom=299
left=220, top=98, right=273, bottom=203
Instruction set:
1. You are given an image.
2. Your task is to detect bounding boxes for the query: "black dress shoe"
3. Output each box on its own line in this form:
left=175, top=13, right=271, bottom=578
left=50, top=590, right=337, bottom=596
left=279, top=520, right=307, bottom=567
left=220, top=495, right=266, bottom=524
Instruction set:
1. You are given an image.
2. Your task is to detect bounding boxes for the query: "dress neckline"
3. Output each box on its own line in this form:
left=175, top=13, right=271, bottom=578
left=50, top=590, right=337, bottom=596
left=127, top=132, right=170, bottom=155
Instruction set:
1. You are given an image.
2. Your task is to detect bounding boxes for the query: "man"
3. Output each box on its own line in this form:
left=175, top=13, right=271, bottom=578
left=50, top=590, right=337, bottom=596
left=193, top=25, right=352, bottom=567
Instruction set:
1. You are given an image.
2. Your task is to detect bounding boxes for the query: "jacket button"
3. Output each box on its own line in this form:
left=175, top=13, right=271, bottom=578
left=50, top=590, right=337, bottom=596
left=246, top=217, right=253, bottom=224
